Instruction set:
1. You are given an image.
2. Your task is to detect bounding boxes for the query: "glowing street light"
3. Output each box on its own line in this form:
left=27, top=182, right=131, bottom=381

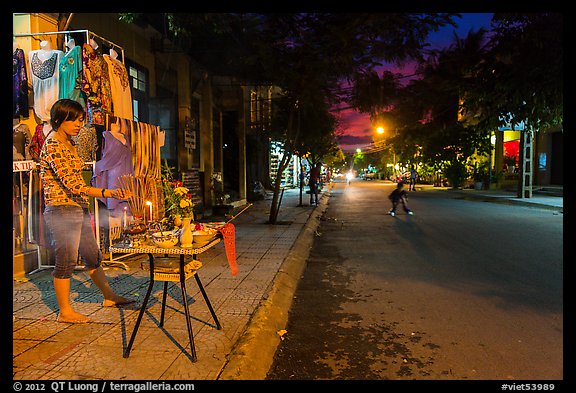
left=376, top=126, right=384, bottom=135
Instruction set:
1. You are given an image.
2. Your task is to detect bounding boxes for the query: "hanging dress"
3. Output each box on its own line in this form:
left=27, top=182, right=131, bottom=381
left=28, top=124, right=50, bottom=162
left=28, top=49, right=63, bottom=122
left=13, top=47, right=29, bottom=118
left=59, top=45, right=86, bottom=109
left=92, top=130, right=134, bottom=218
left=103, top=54, right=133, bottom=120
left=81, top=43, right=112, bottom=125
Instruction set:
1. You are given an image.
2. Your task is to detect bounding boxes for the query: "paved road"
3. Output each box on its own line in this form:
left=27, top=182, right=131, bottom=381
left=266, top=180, right=563, bottom=380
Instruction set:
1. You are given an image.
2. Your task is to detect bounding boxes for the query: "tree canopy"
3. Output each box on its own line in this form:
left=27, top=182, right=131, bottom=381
left=463, top=13, right=563, bottom=132
left=350, top=13, right=562, bottom=180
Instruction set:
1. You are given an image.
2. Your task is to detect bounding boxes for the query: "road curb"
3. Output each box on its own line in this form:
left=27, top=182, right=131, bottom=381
left=217, top=184, right=333, bottom=380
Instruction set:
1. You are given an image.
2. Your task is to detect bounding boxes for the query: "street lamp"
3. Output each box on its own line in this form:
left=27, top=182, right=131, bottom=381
left=376, top=126, right=384, bottom=135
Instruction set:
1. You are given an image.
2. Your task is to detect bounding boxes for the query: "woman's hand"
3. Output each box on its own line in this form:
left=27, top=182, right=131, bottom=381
left=111, top=188, right=132, bottom=200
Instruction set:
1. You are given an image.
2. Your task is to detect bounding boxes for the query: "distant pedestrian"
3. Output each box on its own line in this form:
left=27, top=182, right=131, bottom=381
left=408, top=166, right=418, bottom=191
left=388, top=182, right=413, bottom=216
left=309, top=162, right=322, bottom=206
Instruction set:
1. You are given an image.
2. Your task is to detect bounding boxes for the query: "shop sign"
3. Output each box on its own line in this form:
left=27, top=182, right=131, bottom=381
left=181, top=169, right=203, bottom=206
left=184, top=116, right=196, bottom=150
left=13, top=160, right=36, bottom=172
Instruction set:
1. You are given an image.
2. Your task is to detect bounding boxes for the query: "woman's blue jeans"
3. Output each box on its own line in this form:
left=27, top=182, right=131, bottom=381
left=43, top=205, right=102, bottom=279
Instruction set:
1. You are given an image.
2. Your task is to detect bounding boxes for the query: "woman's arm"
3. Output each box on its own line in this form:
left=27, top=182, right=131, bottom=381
left=86, top=187, right=130, bottom=200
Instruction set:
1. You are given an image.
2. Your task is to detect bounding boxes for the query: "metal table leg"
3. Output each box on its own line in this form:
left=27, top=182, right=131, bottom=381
left=160, top=281, right=168, bottom=326
left=194, top=274, right=222, bottom=330
left=179, top=254, right=197, bottom=361
left=124, top=253, right=155, bottom=358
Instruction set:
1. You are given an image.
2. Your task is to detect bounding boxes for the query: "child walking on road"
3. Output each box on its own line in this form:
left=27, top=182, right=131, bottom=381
left=388, top=182, right=413, bottom=216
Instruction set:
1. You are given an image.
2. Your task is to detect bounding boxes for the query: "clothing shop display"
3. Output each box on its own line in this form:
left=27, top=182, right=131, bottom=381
left=59, top=40, right=86, bottom=108
left=103, top=49, right=133, bottom=119
left=13, top=122, right=32, bottom=160
left=81, top=41, right=112, bottom=125
left=28, top=123, right=52, bottom=162
left=15, top=30, right=138, bottom=266
left=92, top=129, right=134, bottom=218
left=28, top=42, right=64, bottom=121
left=13, top=45, right=29, bottom=118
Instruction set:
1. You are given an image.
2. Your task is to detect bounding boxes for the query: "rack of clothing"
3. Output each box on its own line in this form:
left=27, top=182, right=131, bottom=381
left=13, top=29, right=130, bottom=271
left=13, top=29, right=128, bottom=124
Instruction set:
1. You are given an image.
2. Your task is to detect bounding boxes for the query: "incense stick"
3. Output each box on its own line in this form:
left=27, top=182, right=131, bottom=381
left=117, top=174, right=157, bottom=220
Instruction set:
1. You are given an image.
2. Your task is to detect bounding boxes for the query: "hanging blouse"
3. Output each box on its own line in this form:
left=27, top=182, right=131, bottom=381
left=59, top=45, right=86, bottom=109
left=92, top=130, right=134, bottom=217
left=103, top=54, right=133, bottom=120
left=28, top=49, right=64, bottom=122
left=81, top=43, right=112, bottom=125
left=13, top=47, right=29, bottom=118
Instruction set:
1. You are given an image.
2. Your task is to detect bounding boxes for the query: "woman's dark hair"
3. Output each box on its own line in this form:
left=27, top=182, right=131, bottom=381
left=49, top=99, right=85, bottom=130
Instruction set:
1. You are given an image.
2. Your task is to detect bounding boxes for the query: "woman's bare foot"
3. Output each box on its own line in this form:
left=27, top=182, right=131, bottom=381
left=103, top=295, right=136, bottom=307
left=56, top=311, right=92, bottom=324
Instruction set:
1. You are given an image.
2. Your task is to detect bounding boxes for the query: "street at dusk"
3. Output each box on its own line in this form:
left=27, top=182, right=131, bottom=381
left=12, top=12, right=563, bottom=388
left=268, top=180, right=563, bottom=380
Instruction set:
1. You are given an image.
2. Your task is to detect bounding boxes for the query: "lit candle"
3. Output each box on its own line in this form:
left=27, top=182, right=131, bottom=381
left=146, top=201, right=153, bottom=223
left=123, top=206, right=128, bottom=229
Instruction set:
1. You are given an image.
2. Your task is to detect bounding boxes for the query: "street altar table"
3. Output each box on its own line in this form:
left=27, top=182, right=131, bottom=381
left=109, top=236, right=223, bottom=362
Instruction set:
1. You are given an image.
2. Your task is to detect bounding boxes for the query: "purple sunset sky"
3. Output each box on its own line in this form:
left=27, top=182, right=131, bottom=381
left=336, top=13, right=494, bottom=152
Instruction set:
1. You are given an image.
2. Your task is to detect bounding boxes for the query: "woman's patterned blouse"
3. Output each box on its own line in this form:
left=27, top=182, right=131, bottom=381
left=39, top=138, right=90, bottom=208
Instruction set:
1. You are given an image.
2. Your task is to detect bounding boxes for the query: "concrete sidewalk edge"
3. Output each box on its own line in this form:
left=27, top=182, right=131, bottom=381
left=445, top=190, right=564, bottom=212
left=216, top=184, right=333, bottom=380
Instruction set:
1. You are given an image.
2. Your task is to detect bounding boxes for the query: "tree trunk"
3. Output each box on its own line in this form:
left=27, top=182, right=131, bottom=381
left=268, top=107, right=300, bottom=224
left=268, top=152, right=291, bottom=223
